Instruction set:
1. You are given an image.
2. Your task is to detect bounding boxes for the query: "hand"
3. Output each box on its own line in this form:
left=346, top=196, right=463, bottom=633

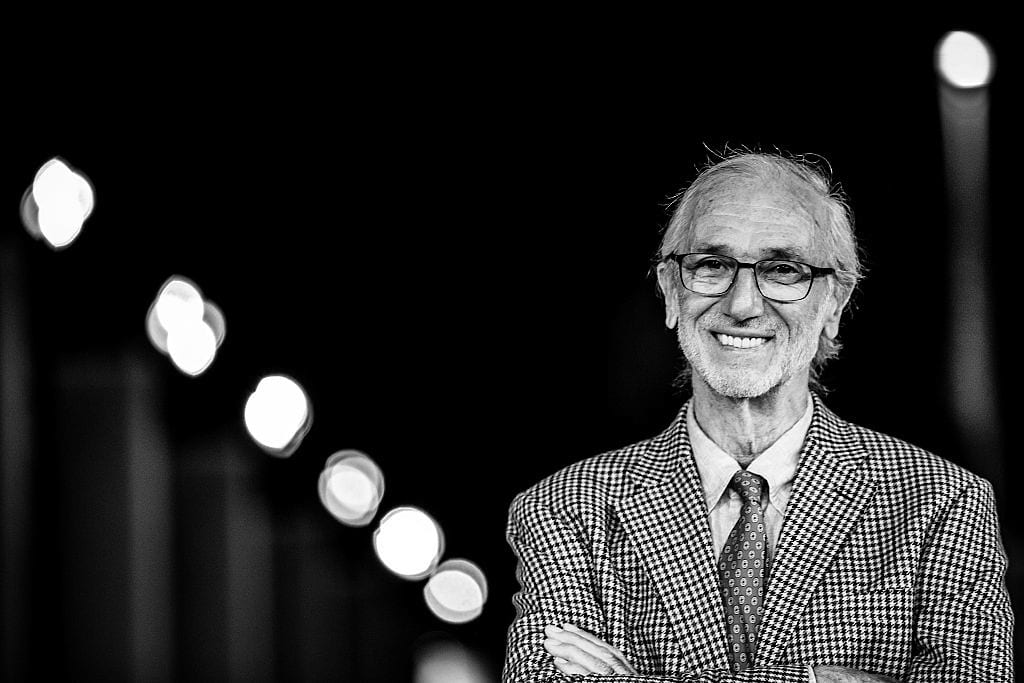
left=543, top=623, right=638, bottom=676
left=813, top=665, right=899, bottom=682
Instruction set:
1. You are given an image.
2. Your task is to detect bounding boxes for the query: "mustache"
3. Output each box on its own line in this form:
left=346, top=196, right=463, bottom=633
left=699, top=314, right=779, bottom=335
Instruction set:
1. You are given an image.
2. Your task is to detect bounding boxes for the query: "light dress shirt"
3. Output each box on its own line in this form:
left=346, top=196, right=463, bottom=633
left=687, top=396, right=816, bottom=681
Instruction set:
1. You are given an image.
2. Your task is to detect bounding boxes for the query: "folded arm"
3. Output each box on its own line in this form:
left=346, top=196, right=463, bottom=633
left=503, top=491, right=813, bottom=682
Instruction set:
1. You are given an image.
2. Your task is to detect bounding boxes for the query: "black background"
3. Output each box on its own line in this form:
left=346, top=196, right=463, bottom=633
left=4, top=17, right=1020, bottom=680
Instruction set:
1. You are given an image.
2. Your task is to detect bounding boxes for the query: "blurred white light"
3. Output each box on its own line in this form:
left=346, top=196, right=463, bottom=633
left=23, top=157, right=95, bottom=250
left=936, top=31, right=995, bottom=88
left=167, top=318, right=218, bottom=376
left=318, top=450, right=385, bottom=527
left=244, top=375, right=312, bottom=457
left=424, top=559, right=488, bottom=624
left=37, top=202, right=85, bottom=249
left=203, top=300, right=227, bottom=347
left=373, top=507, right=444, bottom=580
left=147, top=277, right=225, bottom=362
left=146, top=300, right=170, bottom=355
left=155, top=277, right=205, bottom=333
left=414, top=641, right=491, bottom=683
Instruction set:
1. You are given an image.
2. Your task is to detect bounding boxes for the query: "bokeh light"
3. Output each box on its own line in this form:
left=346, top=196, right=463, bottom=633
left=146, top=276, right=225, bottom=376
left=167, top=318, right=218, bottom=376
left=203, top=300, right=227, bottom=347
left=936, top=31, right=995, bottom=88
left=146, top=300, right=170, bottom=355
left=423, top=559, right=488, bottom=624
left=243, top=375, right=312, bottom=457
left=373, top=507, right=444, bottom=580
left=21, top=157, right=95, bottom=249
left=155, top=277, right=205, bottom=333
left=414, top=640, right=491, bottom=683
left=318, top=450, right=385, bottom=527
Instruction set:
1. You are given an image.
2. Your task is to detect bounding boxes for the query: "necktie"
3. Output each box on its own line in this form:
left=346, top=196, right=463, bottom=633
left=718, top=470, right=769, bottom=673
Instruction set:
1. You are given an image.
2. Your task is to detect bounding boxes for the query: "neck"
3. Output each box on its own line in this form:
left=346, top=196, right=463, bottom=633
left=690, top=375, right=810, bottom=467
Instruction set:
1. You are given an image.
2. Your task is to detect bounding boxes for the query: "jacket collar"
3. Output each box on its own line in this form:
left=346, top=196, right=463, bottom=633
left=615, top=393, right=877, bottom=669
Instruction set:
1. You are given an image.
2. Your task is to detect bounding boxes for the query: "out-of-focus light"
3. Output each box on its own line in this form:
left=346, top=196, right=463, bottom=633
left=146, top=300, right=170, bottom=355
left=414, top=641, right=491, bottom=683
left=203, top=300, right=227, bottom=347
left=424, top=559, right=488, bottom=624
left=244, top=375, right=312, bottom=457
left=155, top=277, right=205, bottom=333
left=22, top=158, right=95, bottom=250
left=936, top=31, right=995, bottom=88
left=167, top=318, right=218, bottom=376
left=373, top=507, right=444, bottom=580
left=147, top=277, right=225, bottom=364
left=318, top=450, right=385, bottom=527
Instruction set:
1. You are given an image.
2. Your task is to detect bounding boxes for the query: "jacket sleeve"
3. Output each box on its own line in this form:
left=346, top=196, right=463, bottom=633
left=502, top=489, right=812, bottom=683
left=906, top=479, right=1014, bottom=681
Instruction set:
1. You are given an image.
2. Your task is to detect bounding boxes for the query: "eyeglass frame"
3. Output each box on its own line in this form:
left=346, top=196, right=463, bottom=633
left=664, top=252, right=836, bottom=303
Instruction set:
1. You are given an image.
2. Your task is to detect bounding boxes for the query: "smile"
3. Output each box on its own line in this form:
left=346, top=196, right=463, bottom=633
left=714, top=333, right=769, bottom=349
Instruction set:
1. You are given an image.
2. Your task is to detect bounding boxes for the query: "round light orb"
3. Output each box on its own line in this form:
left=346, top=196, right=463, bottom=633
left=37, top=202, right=84, bottom=249
left=167, top=318, right=218, bottom=376
left=318, top=450, right=385, bottom=527
left=203, top=300, right=227, bottom=347
left=414, top=640, right=491, bottom=683
left=423, top=559, right=488, bottom=624
left=29, top=158, right=94, bottom=250
left=936, top=31, right=995, bottom=88
left=20, top=186, right=41, bottom=239
left=373, top=506, right=444, bottom=580
left=155, top=277, right=205, bottom=334
left=145, top=300, right=170, bottom=355
left=243, top=375, right=312, bottom=456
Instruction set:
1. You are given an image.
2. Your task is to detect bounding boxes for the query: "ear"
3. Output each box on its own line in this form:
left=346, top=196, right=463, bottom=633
left=822, top=284, right=851, bottom=340
left=656, top=261, right=681, bottom=330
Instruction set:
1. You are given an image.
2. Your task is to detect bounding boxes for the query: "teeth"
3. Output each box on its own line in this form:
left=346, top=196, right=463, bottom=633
left=716, top=334, right=768, bottom=349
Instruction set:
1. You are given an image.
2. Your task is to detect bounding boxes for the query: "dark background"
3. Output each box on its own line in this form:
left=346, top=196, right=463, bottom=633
left=2, top=19, right=1019, bottom=681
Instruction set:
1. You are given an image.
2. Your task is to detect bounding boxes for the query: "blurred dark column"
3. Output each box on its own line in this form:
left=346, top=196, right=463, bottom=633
left=938, top=83, right=1004, bottom=500
left=273, top=503, right=421, bottom=681
left=1, top=237, right=34, bottom=681
left=53, top=349, right=176, bottom=679
left=177, top=429, right=275, bottom=681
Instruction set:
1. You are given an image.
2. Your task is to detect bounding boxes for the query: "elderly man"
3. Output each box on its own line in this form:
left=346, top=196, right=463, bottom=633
left=503, top=153, right=1013, bottom=682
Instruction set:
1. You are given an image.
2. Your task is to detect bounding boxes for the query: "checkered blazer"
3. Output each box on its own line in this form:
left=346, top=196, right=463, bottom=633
left=503, top=394, right=1013, bottom=681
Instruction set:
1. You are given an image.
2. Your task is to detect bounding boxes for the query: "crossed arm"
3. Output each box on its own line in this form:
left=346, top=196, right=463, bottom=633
left=504, top=491, right=819, bottom=682
left=543, top=622, right=894, bottom=682
left=504, top=480, right=1013, bottom=682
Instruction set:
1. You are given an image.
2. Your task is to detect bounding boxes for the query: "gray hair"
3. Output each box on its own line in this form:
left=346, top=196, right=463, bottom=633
left=657, top=150, right=864, bottom=391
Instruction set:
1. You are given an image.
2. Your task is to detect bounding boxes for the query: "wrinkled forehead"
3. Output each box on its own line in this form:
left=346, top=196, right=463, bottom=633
left=689, top=178, right=824, bottom=255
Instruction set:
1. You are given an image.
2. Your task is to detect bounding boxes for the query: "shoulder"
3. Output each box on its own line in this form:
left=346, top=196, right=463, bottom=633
left=818, top=398, right=990, bottom=503
left=511, top=404, right=690, bottom=517
left=511, top=439, right=648, bottom=514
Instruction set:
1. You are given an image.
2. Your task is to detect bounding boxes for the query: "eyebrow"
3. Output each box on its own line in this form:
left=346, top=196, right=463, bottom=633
left=692, top=243, right=806, bottom=261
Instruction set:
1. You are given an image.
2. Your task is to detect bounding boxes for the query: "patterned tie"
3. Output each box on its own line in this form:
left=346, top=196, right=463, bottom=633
left=717, top=470, right=769, bottom=673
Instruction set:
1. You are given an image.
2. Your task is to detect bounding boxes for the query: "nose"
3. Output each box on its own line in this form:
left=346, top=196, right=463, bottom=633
left=721, top=267, right=765, bottom=321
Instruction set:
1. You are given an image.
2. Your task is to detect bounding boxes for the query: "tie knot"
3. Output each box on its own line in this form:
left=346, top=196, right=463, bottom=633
left=729, top=470, right=766, bottom=505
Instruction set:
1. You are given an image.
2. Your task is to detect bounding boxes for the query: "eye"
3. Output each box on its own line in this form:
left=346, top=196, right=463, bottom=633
left=695, top=257, right=728, bottom=271
left=765, top=262, right=799, bottom=276
left=759, top=260, right=810, bottom=284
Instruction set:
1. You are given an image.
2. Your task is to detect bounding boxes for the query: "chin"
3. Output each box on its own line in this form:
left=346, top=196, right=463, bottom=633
left=701, top=370, right=782, bottom=399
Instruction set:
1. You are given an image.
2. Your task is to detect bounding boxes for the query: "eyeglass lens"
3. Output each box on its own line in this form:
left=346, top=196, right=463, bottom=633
left=679, top=254, right=814, bottom=302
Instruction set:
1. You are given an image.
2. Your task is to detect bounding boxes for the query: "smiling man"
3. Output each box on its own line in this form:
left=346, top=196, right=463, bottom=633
left=503, top=153, right=1012, bottom=682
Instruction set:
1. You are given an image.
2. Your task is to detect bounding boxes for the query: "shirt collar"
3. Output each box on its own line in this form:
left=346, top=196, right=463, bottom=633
left=687, top=396, right=813, bottom=513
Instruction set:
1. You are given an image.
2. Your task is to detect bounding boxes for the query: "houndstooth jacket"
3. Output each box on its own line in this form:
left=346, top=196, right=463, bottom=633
left=503, top=394, right=1013, bottom=682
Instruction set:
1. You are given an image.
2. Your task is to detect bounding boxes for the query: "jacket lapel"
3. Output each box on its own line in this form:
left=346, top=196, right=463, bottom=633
left=613, top=405, right=731, bottom=670
left=755, top=397, right=876, bottom=666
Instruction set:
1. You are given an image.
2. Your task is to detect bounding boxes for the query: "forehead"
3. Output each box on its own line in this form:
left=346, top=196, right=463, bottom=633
left=690, top=179, right=820, bottom=258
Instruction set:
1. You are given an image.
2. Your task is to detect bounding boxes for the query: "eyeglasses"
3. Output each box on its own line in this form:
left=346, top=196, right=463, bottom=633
left=666, top=253, right=835, bottom=302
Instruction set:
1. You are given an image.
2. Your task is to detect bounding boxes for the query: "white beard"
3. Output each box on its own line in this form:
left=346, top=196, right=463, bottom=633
left=676, top=305, right=829, bottom=399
